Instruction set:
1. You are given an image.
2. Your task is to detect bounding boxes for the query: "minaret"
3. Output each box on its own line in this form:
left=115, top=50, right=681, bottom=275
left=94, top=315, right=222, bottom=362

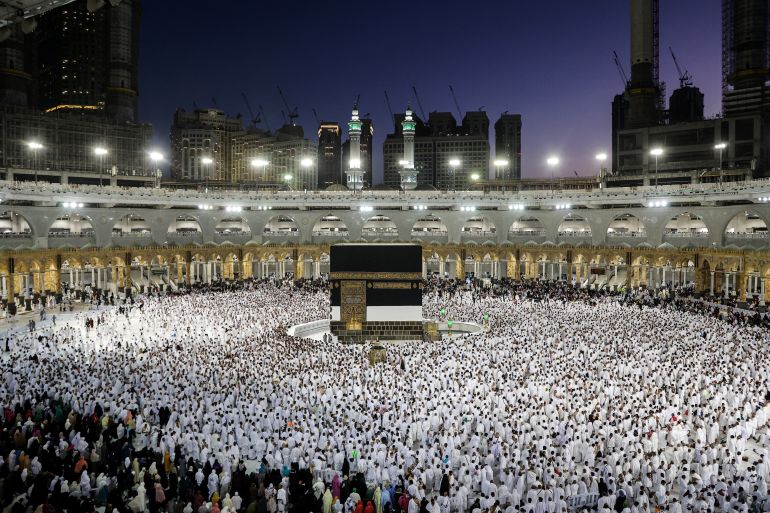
left=399, top=106, right=418, bottom=189
left=345, top=105, right=364, bottom=190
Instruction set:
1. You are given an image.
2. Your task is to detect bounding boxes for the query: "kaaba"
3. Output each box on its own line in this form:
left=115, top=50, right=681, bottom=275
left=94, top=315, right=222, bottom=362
left=329, top=243, right=423, bottom=342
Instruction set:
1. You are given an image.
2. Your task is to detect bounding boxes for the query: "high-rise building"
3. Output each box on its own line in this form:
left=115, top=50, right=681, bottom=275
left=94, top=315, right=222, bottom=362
left=611, top=0, right=766, bottom=183
left=0, top=104, right=154, bottom=185
left=317, top=122, right=341, bottom=188
left=494, top=114, right=522, bottom=180
left=383, top=111, right=489, bottom=190
left=232, top=127, right=317, bottom=190
left=721, top=0, right=770, bottom=116
left=170, top=108, right=243, bottom=182
left=0, top=0, right=149, bottom=185
left=33, top=0, right=141, bottom=122
left=0, top=26, right=31, bottom=107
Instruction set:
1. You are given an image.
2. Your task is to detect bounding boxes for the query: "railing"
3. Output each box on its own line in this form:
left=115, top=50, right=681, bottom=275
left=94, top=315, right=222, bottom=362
left=313, top=231, right=350, bottom=237
left=263, top=231, right=299, bottom=237
left=663, top=232, right=710, bottom=238
left=47, top=232, right=94, bottom=238
left=462, top=230, right=497, bottom=237
left=607, top=231, right=647, bottom=238
left=2, top=176, right=770, bottom=207
left=558, top=231, right=592, bottom=237
left=113, top=231, right=151, bottom=237
left=509, top=229, right=545, bottom=236
left=169, top=231, right=201, bottom=237
left=0, top=232, right=32, bottom=238
left=411, top=231, right=448, bottom=236
left=362, top=231, right=398, bottom=237
left=726, top=232, right=769, bottom=239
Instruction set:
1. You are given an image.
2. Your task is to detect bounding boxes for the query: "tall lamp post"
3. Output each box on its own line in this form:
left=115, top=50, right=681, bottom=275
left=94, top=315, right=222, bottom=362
left=546, top=156, right=559, bottom=194
left=94, top=147, right=108, bottom=187
left=650, top=147, right=664, bottom=189
left=714, top=142, right=727, bottom=185
left=494, top=159, right=509, bottom=181
left=595, top=153, right=607, bottom=189
left=149, top=151, right=163, bottom=188
left=27, top=141, right=43, bottom=182
left=300, top=157, right=313, bottom=191
left=201, top=156, right=213, bottom=191
left=449, top=158, right=461, bottom=191
left=250, top=158, right=269, bottom=187
left=283, top=173, right=293, bottom=191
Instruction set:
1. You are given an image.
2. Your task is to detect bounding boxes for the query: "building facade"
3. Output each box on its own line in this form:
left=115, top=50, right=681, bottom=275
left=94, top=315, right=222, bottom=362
left=612, top=0, right=770, bottom=182
left=231, top=129, right=317, bottom=190
left=0, top=104, right=153, bottom=184
left=34, top=0, right=141, bottom=122
left=383, top=111, right=489, bottom=190
left=494, top=113, right=522, bottom=180
left=170, top=108, right=243, bottom=182
left=317, top=122, right=341, bottom=188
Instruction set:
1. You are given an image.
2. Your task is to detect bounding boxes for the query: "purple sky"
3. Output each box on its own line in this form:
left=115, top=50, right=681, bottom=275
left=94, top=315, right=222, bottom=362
left=138, top=1, right=722, bottom=183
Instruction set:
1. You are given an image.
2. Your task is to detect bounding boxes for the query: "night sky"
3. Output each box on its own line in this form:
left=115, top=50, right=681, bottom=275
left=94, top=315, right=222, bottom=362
left=139, top=1, right=722, bottom=183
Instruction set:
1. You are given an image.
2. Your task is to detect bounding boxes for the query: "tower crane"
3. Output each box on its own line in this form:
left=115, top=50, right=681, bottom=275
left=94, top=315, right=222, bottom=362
left=448, top=85, right=463, bottom=119
left=277, top=86, right=299, bottom=125
left=669, top=47, right=693, bottom=88
left=258, top=104, right=272, bottom=132
left=312, top=108, right=320, bottom=126
left=241, top=92, right=261, bottom=128
left=613, top=51, right=629, bottom=89
left=384, top=91, right=395, bottom=123
left=411, top=85, right=427, bottom=120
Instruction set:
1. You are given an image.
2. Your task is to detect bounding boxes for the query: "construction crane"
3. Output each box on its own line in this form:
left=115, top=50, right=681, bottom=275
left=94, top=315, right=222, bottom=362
left=277, top=86, right=299, bottom=125
left=258, top=104, right=272, bottom=132
left=211, top=97, right=220, bottom=109
left=448, top=85, right=463, bottom=120
left=613, top=51, right=629, bottom=89
left=669, top=47, right=693, bottom=88
left=411, top=86, right=427, bottom=120
left=312, top=108, right=320, bottom=126
left=241, top=93, right=261, bottom=128
left=384, top=91, right=395, bottom=123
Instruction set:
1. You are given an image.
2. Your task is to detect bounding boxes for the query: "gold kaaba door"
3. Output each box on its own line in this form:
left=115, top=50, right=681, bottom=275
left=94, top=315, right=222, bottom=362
left=340, top=280, right=366, bottom=325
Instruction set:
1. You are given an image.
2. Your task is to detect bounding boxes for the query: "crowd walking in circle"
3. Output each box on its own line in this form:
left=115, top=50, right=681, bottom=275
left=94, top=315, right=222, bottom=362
left=0, top=278, right=769, bottom=513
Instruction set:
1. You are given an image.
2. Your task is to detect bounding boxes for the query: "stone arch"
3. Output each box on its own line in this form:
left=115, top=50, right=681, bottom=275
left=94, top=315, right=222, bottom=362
left=509, top=215, right=545, bottom=237
left=607, top=213, right=646, bottom=239
left=264, top=215, right=299, bottom=236
left=312, top=214, right=349, bottom=237
left=724, top=210, right=768, bottom=240
left=114, top=214, right=151, bottom=236
left=412, top=215, right=448, bottom=237
left=0, top=210, right=33, bottom=237
left=168, top=215, right=202, bottom=234
left=461, top=216, right=496, bottom=238
left=362, top=215, right=398, bottom=237
left=215, top=217, right=251, bottom=235
left=664, top=212, right=709, bottom=237
left=47, top=213, right=94, bottom=237
left=558, top=213, right=591, bottom=237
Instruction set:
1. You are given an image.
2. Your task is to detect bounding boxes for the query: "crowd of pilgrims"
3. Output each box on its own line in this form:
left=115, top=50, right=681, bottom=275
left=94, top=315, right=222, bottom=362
left=1, top=277, right=770, bottom=513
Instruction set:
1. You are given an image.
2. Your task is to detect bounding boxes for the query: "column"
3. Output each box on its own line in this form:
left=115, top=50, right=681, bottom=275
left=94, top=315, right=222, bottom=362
left=422, top=259, right=427, bottom=278
left=738, top=272, right=747, bottom=301
left=710, top=271, right=715, bottom=295
left=439, top=259, right=445, bottom=277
